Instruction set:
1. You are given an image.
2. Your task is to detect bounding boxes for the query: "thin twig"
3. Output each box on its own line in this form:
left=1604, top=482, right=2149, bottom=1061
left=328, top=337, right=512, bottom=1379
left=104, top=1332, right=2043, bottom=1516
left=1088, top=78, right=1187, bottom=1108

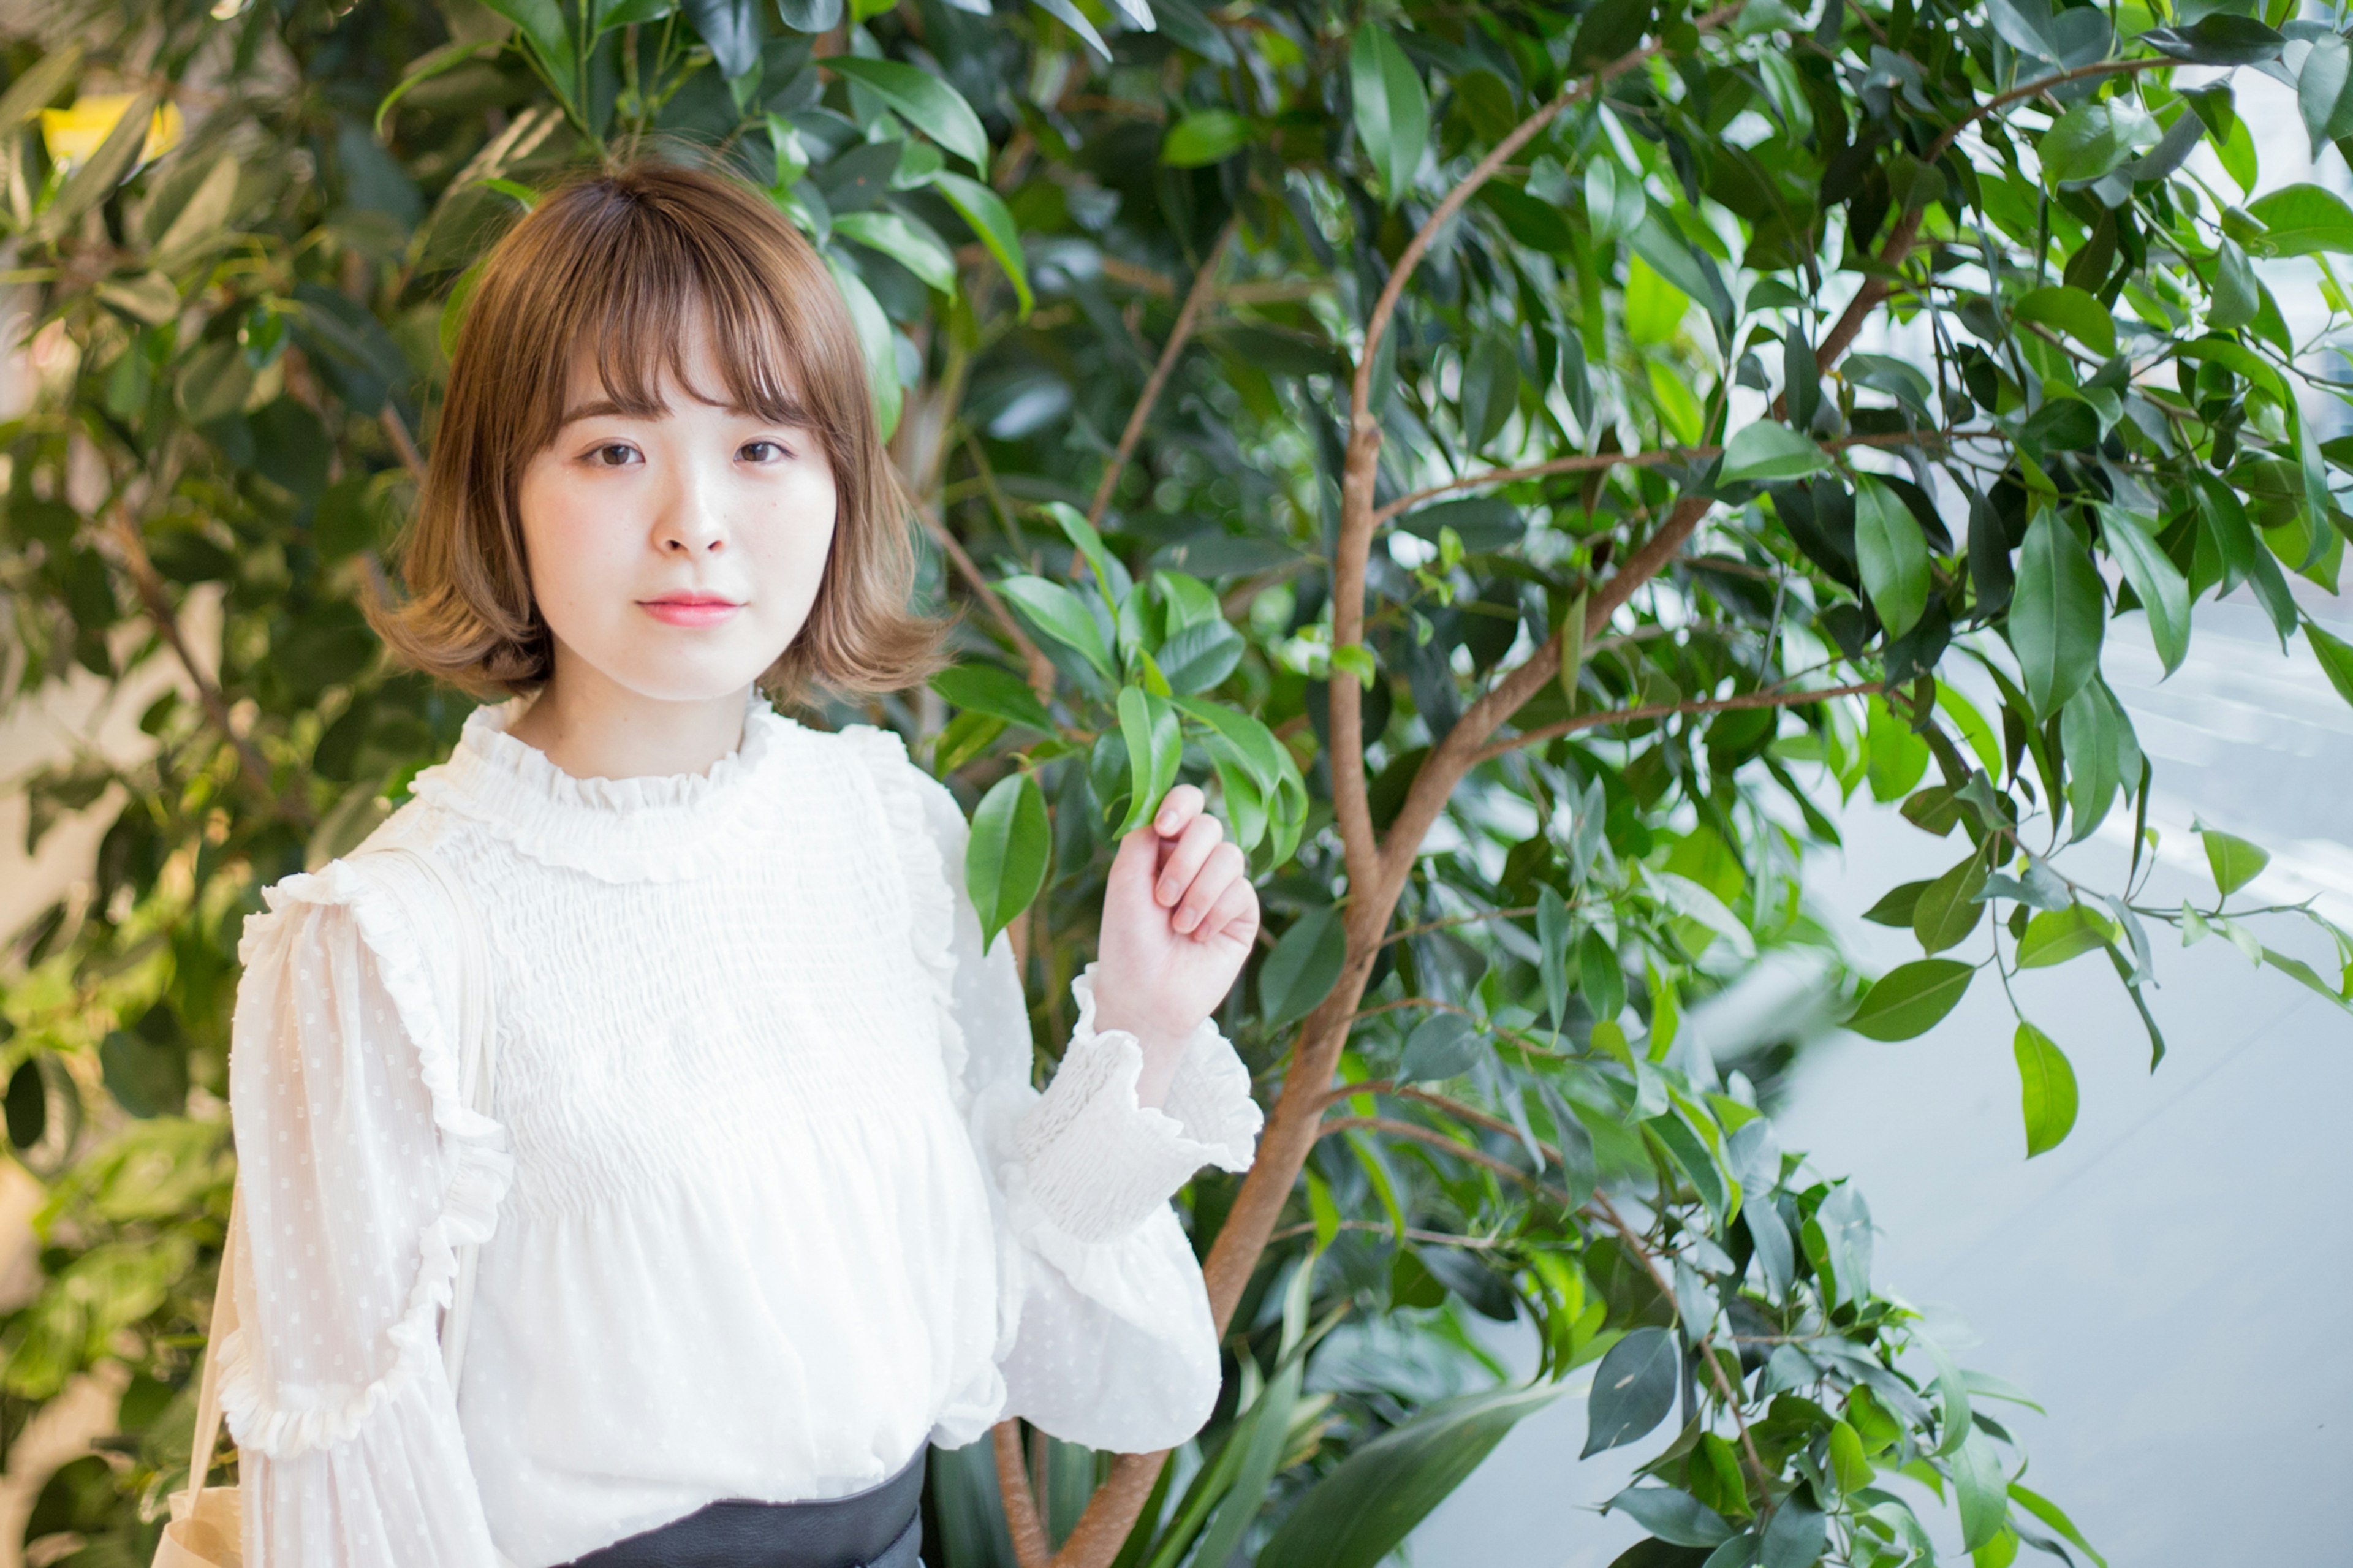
left=1373, top=428, right=1980, bottom=524
left=1473, top=679, right=1884, bottom=764
left=913, top=499, right=1058, bottom=700
left=101, top=506, right=308, bottom=826
left=1086, top=218, right=1238, bottom=529
left=380, top=405, right=426, bottom=485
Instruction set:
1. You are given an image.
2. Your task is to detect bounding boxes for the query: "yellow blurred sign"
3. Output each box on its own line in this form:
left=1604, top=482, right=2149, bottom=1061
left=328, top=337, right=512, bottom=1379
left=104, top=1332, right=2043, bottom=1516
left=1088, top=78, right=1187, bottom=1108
left=39, top=94, right=183, bottom=171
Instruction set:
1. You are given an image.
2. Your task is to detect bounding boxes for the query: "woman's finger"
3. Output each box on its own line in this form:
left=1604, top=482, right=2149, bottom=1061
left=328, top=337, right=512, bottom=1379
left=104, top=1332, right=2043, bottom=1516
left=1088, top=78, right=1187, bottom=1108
left=1200, top=877, right=1259, bottom=947
left=1173, top=843, right=1246, bottom=934
left=1154, top=782, right=1207, bottom=837
left=1154, top=812, right=1226, bottom=907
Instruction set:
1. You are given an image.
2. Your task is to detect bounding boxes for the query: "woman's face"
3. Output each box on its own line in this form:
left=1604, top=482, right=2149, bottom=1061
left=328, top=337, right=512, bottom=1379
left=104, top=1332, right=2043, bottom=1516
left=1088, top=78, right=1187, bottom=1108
left=513, top=314, right=839, bottom=705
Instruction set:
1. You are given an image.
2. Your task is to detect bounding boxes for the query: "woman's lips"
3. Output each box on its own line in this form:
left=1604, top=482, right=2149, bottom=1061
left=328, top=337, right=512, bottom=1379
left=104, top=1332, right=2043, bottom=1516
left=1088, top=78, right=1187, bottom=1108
left=640, top=597, right=741, bottom=627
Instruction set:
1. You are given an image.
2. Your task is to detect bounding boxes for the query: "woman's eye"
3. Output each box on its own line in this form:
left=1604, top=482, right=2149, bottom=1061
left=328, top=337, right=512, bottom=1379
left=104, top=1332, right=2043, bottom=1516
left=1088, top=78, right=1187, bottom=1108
left=740, top=439, right=789, bottom=463
left=590, top=444, right=638, bottom=467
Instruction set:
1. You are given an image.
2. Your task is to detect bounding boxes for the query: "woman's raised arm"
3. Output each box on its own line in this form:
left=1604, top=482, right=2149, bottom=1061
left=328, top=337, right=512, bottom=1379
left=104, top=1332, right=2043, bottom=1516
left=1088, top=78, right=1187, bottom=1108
left=223, top=858, right=512, bottom=1567
left=867, top=735, right=1262, bottom=1453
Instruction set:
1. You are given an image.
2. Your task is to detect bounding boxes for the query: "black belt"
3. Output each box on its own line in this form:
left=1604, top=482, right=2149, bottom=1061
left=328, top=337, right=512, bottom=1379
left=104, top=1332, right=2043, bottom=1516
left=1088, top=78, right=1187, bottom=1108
left=559, top=1449, right=926, bottom=1568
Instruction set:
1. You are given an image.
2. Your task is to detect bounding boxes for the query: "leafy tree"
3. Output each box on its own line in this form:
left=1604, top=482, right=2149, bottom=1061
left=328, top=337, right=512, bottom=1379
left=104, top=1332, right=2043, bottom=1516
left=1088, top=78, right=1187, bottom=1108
left=0, top=0, right=2344, bottom=1562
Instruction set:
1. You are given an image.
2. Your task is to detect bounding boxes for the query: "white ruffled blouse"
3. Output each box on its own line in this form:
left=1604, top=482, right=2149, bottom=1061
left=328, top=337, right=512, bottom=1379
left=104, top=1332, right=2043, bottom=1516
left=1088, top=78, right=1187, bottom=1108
left=220, top=687, right=1262, bottom=1568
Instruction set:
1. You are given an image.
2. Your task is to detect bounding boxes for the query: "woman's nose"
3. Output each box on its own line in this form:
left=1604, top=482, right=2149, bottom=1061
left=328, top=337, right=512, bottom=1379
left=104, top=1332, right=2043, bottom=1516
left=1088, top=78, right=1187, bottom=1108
left=655, top=464, right=729, bottom=555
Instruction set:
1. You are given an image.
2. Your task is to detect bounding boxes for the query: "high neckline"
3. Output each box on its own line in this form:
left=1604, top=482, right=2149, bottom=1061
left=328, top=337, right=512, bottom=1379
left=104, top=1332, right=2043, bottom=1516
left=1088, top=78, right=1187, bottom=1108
left=406, top=686, right=798, bottom=882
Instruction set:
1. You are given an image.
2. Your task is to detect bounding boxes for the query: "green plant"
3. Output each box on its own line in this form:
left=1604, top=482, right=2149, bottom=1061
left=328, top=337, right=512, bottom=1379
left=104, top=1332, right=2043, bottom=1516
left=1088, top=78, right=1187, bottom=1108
left=2, top=0, right=2347, bottom=1562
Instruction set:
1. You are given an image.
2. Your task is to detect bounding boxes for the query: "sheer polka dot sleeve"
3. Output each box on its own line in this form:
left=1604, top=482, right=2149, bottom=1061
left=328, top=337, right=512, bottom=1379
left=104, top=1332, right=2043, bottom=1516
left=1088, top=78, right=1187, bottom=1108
left=223, top=866, right=510, bottom=1567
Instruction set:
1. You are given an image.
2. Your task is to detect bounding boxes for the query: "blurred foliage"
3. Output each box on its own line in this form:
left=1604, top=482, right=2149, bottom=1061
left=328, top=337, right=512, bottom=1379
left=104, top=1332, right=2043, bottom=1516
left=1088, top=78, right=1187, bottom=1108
left=3, top=0, right=2351, bottom=1562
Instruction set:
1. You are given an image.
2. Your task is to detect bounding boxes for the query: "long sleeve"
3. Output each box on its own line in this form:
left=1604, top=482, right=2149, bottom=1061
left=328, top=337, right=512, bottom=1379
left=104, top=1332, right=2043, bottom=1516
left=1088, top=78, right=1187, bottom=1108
left=221, top=858, right=513, bottom=1567
left=855, top=731, right=1262, bottom=1453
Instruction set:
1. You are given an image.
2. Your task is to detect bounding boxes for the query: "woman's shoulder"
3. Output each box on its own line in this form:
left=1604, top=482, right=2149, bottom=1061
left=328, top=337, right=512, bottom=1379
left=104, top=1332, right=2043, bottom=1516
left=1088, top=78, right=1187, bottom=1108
left=237, top=800, right=472, bottom=966
left=821, top=722, right=965, bottom=841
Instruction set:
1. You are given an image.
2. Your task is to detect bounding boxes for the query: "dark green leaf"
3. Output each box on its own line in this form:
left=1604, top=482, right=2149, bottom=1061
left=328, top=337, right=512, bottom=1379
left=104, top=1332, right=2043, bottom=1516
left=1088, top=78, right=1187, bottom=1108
left=1854, top=474, right=1930, bottom=637
left=2009, top=509, right=2104, bottom=721
left=1256, top=1383, right=1563, bottom=1568
left=999, top=575, right=1115, bottom=677
left=826, top=59, right=988, bottom=172
left=1719, top=422, right=1828, bottom=483
left=2014, top=904, right=2116, bottom=968
left=1844, top=958, right=1973, bottom=1041
left=1608, top=1487, right=1735, bottom=1549
left=1161, top=109, right=1252, bottom=167
left=931, top=171, right=1033, bottom=316
left=1262, top=905, right=1346, bottom=1028
left=1350, top=27, right=1428, bottom=206
left=1396, top=1012, right=1480, bottom=1085
left=1582, top=1326, right=1679, bottom=1456
left=2143, top=14, right=2283, bottom=64
left=931, top=663, right=1054, bottom=732
left=1911, top=853, right=1987, bottom=955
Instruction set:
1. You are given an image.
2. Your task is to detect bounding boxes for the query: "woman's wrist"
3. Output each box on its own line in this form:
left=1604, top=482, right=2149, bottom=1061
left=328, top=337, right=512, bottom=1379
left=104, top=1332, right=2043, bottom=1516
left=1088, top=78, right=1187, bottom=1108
left=1087, top=989, right=1189, bottom=1110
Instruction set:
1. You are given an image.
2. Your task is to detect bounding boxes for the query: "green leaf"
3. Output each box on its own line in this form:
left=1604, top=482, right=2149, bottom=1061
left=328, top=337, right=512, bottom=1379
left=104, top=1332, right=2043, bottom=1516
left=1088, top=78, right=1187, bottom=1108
left=2037, top=100, right=2154, bottom=187
left=1581, top=1325, right=1678, bottom=1456
left=1760, top=1501, right=1827, bottom=1568
left=1718, top=421, right=1828, bottom=482
left=2243, top=183, right=2353, bottom=257
left=2211, top=235, right=2260, bottom=330
left=1862, top=879, right=1929, bottom=927
left=1538, top=887, right=1571, bottom=1028
left=1040, top=499, right=1120, bottom=598
left=830, top=208, right=957, bottom=293
left=2012, top=1022, right=2078, bottom=1157
left=1845, top=958, right=1974, bottom=1041
left=2198, top=822, right=2270, bottom=896
left=2142, top=14, right=2283, bottom=64
left=1608, top=1487, right=1735, bottom=1549
left=1156, top=619, right=1245, bottom=694
left=2009, top=509, right=2104, bottom=721
left=775, top=0, right=842, bottom=29
left=931, top=171, right=1033, bottom=316
left=999, top=575, right=1115, bottom=677
left=1113, top=685, right=1182, bottom=836
left=822, top=252, right=902, bottom=439
left=1828, top=1421, right=1874, bottom=1495
left=482, top=0, right=578, bottom=109
left=1460, top=332, right=1520, bottom=453
left=2303, top=616, right=2353, bottom=710
left=0, top=46, right=82, bottom=138
left=825, top=58, right=989, bottom=172
left=1188, top=1354, right=1304, bottom=1568
left=965, top=770, right=1050, bottom=951
left=930, top=662, right=1053, bottom=732
left=1261, top=905, right=1346, bottom=1028
left=2058, top=679, right=2137, bottom=844
left=1953, top=1428, right=2010, bottom=1551
left=2009, top=1483, right=2109, bottom=1568
left=1349, top=27, right=1428, bottom=206
left=2010, top=285, right=2116, bottom=356
left=1161, top=108, right=1253, bottom=167
left=682, top=0, right=762, bottom=79
left=1912, top=852, right=1988, bottom=955
left=1254, top=1383, right=1564, bottom=1568
left=375, top=39, right=504, bottom=137
left=1396, top=1012, right=1480, bottom=1085
left=2015, top=904, right=2118, bottom=968
left=2300, top=33, right=2353, bottom=156
left=1854, top=474, right=1931, bottom=638
left=2101, top=510, right=2189, bottom=675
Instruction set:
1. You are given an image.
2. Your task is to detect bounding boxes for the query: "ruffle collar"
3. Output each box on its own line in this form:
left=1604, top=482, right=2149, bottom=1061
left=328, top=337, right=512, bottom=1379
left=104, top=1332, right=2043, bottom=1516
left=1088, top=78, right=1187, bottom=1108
left=408, top=685, right=797, bottom=883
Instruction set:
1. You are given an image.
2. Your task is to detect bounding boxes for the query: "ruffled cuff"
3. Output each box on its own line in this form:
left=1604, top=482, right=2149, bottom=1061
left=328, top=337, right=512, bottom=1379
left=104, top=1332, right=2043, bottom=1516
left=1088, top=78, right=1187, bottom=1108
left=1012, top=966, right=1260, bottom=1245
left=222, top=856, right=514, bottom=1458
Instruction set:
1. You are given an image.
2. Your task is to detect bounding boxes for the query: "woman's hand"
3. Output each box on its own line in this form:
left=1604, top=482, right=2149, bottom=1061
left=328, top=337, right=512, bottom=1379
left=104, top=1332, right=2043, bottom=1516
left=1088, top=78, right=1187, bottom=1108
left=1091, top=784, right=1260, bottom=1108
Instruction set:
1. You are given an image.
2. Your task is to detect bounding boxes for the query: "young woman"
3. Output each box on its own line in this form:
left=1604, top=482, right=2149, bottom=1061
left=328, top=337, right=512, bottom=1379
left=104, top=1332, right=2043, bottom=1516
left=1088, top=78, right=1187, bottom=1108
left=219, top=153, right=1262, bottom=1567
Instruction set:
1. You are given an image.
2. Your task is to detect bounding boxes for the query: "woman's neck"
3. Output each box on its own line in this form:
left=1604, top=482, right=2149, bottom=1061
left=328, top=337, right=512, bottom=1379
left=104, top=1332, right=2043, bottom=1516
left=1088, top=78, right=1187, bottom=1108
left=504, top=659, right=752, bottom=782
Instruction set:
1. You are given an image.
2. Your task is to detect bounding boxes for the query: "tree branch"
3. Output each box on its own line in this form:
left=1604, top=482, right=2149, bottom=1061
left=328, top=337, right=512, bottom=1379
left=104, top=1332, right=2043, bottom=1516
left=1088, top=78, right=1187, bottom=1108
left=1086, top=218, right=1237, bottom=529
left=1374, top=428, right=1975, bottom=523
left=995, top=1420, right=1052, bottom=1568
left=100, top=506, right=308, bottom=826
left=380, top=404, right=426, bottom=486
left=1474, top=679, right=1884, bottom=763
left=913, top=499, right=1058, bottom=700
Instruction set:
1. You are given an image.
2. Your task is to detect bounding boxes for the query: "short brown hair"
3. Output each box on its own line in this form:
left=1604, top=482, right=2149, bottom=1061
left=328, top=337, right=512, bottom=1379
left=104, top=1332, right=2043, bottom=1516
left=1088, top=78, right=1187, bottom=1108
left=368, top=149, right=942, bottom=701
